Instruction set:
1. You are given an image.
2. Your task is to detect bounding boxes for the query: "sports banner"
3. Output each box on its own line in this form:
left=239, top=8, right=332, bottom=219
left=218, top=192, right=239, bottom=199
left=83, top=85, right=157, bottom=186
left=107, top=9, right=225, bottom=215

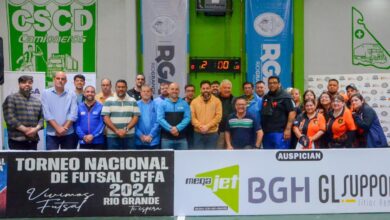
left=175, top=149, right=390, bottom=215
left=2, top=71, right=45, bottom=150
left=0, top=151, right=174, bottom=218
left=6, top=0, right=97, bottom=87
left=141, top=0, right=188, bottom=96
left=307, top=73, right=390, bottom=145
left=246, top=0, right=293, bottom=88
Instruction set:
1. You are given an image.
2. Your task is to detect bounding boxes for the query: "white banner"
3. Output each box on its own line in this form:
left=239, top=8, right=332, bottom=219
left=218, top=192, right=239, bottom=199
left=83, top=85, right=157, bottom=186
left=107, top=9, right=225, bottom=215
left=307, top=72, right=390, bottom=145
left=175, top=149, right=390, bottom=215
left=2, top=71, right=45, bottom=150
left=142, top=0, right=188, bottom=96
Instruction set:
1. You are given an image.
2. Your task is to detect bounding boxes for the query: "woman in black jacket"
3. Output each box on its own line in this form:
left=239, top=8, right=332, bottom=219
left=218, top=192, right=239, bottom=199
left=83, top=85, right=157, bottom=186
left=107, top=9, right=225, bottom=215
left=350, top=93, right=388, bottom=148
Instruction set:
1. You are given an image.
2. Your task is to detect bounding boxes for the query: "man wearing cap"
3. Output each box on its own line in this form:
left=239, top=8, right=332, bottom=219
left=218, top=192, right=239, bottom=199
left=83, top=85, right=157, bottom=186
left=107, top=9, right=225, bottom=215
left=346, top=84, right=359, bottom=108
left=2, top=75, right=44, bottom=150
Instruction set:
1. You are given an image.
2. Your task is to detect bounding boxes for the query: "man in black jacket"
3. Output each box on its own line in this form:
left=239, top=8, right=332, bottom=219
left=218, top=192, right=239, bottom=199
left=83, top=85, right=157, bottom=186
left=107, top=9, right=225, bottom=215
left=127, top=74, right=145, bottom=100
left=261, top=76, right=296, bottom=149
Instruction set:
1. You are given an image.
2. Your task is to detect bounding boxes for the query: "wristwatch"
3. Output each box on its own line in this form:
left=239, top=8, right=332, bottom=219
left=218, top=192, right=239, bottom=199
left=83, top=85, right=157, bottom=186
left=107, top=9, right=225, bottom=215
left=124, top=127, right=129, bottom=132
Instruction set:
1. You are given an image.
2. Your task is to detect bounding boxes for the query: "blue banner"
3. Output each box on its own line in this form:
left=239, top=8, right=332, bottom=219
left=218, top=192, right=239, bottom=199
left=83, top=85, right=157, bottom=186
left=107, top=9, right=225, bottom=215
left=246, top=0, right=293, bottom=88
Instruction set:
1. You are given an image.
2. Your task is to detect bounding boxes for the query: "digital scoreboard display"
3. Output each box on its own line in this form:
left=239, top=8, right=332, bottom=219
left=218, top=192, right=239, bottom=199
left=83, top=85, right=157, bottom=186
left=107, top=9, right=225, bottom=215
left=189, top=58, right=241, bottom=73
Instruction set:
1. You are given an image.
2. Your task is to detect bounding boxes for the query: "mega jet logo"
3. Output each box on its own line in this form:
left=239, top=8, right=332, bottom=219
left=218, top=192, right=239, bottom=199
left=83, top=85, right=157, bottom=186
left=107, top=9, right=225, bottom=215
left=185, top=165, right=239, bottom=213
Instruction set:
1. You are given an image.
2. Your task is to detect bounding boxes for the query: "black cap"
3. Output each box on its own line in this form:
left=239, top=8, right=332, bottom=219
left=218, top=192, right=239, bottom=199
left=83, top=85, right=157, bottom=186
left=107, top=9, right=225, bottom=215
left=346, top=84, right=357, bottom=91
left=18, top=75, right=33, bottom=83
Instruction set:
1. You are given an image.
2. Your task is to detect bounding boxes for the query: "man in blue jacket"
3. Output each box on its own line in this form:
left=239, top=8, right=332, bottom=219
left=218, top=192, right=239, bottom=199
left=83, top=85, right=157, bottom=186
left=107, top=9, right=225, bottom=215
left=135, top=85, right=161, bottom=149
left=76, top=86, right=105, bottom=149
left=157, top=83, right=191, bottom=150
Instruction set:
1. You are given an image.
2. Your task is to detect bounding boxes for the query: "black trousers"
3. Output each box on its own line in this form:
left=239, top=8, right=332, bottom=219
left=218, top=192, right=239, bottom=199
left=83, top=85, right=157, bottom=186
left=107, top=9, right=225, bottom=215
left=8, top=139, right=38, bottom=150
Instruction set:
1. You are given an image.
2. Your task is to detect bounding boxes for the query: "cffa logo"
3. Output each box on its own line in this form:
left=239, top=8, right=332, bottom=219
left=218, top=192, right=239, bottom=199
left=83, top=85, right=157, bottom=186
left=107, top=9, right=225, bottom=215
left=185, top=165, right=239, bottom=213
left=11, top=9, right=93, bottom=32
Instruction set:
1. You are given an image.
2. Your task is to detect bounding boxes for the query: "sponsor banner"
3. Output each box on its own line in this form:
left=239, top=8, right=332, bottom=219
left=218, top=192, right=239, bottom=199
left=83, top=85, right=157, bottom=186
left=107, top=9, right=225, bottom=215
left=0, top=157, right=7, bottom=217
left=1, top=151, right=174, bottom=217
left=142, top=0, right=188, bottom=96
left=307, top=73, right=390, bottom=145
left=6, top=0, right=97, bottom=87
left=245, top=0, right=293, bottom=88
left=175, top=149, right=390, bottom=215
left=64, top=72, right=96, bottom=92
left=2, top=71, right=45, bottom=150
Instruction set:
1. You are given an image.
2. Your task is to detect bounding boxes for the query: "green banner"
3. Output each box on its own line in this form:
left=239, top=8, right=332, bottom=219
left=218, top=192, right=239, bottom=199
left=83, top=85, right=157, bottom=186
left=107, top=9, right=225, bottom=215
left=6, top=0, right=97, bottom=86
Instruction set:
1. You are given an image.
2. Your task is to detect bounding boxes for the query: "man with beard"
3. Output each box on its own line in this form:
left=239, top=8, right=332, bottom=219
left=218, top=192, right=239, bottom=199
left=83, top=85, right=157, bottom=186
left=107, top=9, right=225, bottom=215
left=42, top=71, right=78, bottom=150
left=127, top=74, right=145, bottom=101
left=157, top=83, right=191, bottom=150
left=211, top=80, right=220, bottom=96
left=327, top=78, right=348, bottom=101
left=3, top=75, right=43, bottom=150
left=240, top=82, right=262, bottom=126
left=102, top=80, right=140, bottom=149
left=154, top=82, right=169, bottom=106
left=191, top=80, right=222, bottom=149
left=73, top=74, right=86, bottom=104
left=183, top=84, right=196, bottom=148
left=255, top=80, right=266, bottom=98
left=75, top=86, right=105, bottom=150
left=261, top=76, right=296, bottom=149
left=184, top=84, right=195, bottom=104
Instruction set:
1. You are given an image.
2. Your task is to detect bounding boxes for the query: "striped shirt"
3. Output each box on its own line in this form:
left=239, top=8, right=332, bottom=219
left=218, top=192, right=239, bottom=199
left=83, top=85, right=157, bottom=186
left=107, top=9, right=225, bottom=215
left=226, top=112, right=261, bottom=149
left=2, top=92, right=43, bottom=141
left=101, top=94, right=140, bottom=137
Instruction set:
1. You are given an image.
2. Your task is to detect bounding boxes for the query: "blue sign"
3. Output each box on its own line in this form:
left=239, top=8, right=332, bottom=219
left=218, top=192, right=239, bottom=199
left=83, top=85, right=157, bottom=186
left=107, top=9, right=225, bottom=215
left=246, top=0, right=293, bottom=88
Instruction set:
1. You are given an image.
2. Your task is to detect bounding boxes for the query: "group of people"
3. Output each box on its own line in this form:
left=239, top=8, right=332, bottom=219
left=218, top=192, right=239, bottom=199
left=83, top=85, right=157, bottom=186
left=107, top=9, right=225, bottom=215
left=2, top=71, right=388, bottom=151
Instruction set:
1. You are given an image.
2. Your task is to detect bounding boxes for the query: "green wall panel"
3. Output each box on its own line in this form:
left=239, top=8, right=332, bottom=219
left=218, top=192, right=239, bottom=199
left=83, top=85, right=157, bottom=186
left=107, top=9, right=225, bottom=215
left=188, top=0, right=244, bottom=96
left=293, top=0, right=305, bottom=93
left=136, top=0, right=304, bottom=96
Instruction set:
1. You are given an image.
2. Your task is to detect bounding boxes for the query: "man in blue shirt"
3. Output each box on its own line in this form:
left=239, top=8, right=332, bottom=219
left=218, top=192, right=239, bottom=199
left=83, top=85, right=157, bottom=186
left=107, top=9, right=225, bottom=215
left=154, top=82, right=169, bottom=106
left=41, top=71, right=78, bottom=150
left=76, top=86, right=105, bottom=150
left=135, top=85, right=161, bottom=149
left=157, top=83, right=191, bottom=150
left=240, top=82, right=262, bottom=126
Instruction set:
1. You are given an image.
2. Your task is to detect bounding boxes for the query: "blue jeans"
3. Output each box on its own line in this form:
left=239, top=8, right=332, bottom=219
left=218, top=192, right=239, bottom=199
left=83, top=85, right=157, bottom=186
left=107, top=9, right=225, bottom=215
left=136, top=144, right=161, bottom=150
left=46, top=134, right=77, bottom=150
left=193, top=132, right=219, bottom=150
left=106, top=136, right=135, bottom=150
left=263, top=132, right=290, bottom=149
left=161, top=138, right=188, bottom=150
